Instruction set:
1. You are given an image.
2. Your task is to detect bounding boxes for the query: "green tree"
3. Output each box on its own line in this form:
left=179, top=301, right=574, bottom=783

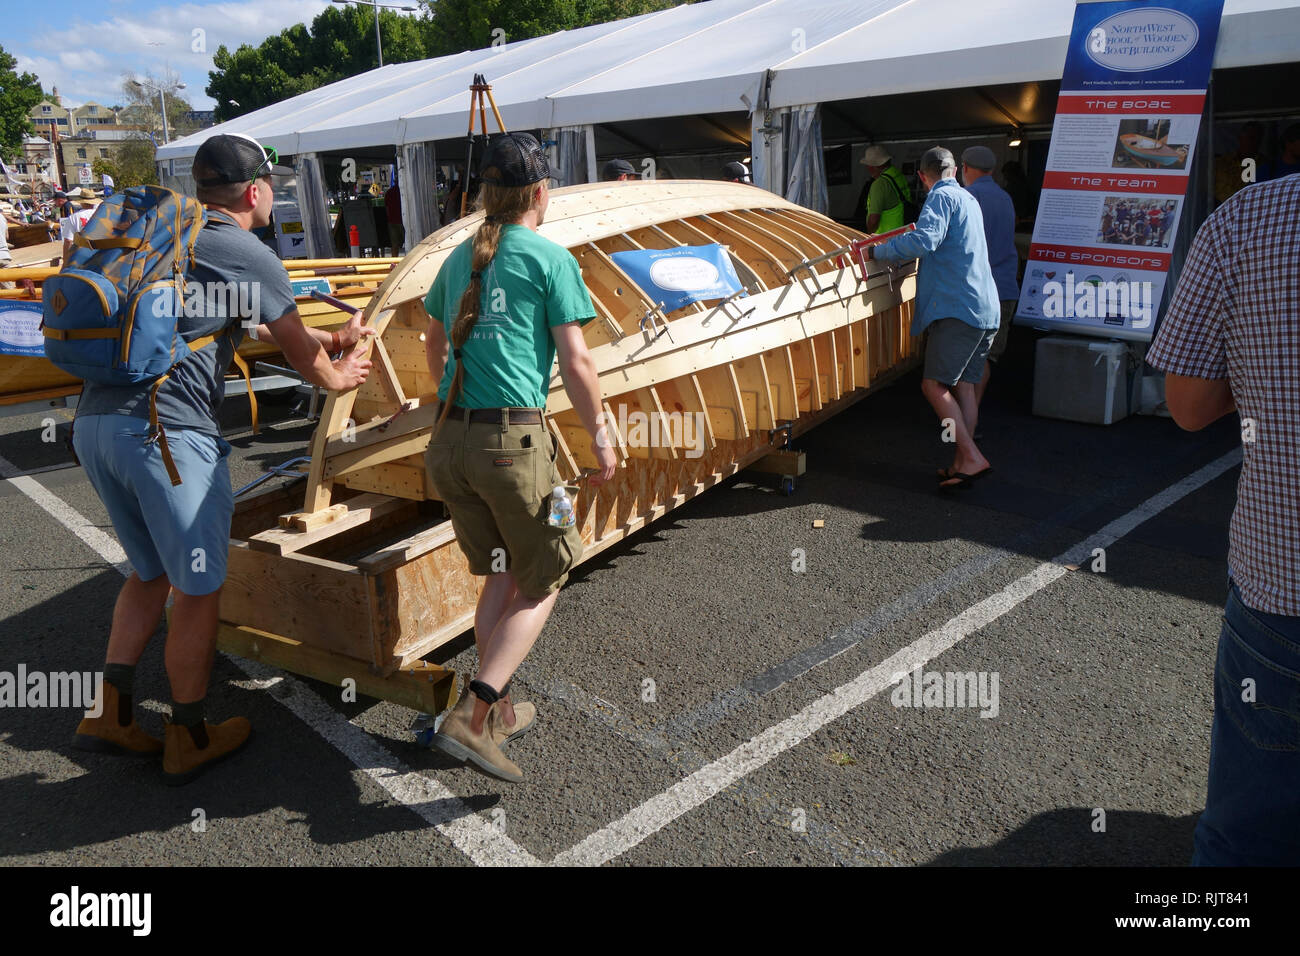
left=0, top=44, right=45, bottom=161
left=206, top=1, right=698, bottom=121
left=208, top=6, right=437, bottom=122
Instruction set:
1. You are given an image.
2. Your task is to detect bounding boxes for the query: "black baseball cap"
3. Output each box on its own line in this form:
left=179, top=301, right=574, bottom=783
left=722, top=161, right=750, bottom=182
left=52, top=188, right=69, bottom=200
left=479, top=132, right=550, bottom=187
left=601, top=158, right=636, bottom=181
left=193, top=133, right=292, bottom=187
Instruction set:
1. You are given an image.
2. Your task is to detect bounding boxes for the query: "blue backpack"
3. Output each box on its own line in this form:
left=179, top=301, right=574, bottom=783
left=42, top=185, right=255, bottom=484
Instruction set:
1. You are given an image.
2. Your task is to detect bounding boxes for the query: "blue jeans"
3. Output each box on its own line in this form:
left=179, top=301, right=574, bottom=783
left=1192, top=582, right=1300, bottom=865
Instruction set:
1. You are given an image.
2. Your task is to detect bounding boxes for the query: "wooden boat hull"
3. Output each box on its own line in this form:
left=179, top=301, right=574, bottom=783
left=222, top=181, right=919, bottom=679
left=0, top=260, right=395, bottom=405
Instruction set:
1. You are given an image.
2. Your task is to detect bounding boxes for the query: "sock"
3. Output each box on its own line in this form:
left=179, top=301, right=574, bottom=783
left=103, top=663, right=136, bottom=727
left=171, top=699, right=208, bottom=747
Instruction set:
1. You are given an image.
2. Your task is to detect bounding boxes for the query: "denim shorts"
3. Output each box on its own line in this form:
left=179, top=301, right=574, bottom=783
left=73, top=414, right=233, bottom=596
left=1192, top=580, right=1300, bottom=865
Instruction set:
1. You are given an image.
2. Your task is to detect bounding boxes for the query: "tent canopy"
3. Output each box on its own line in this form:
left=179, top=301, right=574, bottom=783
left=158, top=0, right=1300, bottom=161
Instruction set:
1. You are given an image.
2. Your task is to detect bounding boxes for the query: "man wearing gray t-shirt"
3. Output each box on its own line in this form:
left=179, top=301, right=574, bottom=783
left=72, top=134, right=373, bottom=784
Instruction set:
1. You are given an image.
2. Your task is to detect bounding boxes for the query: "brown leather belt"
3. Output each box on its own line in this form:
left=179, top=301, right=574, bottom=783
left=446, top=406, right=543, bottom=425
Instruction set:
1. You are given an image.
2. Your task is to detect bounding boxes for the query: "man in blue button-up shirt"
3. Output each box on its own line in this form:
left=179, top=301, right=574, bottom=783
left=866, top=147, right=999, bottom=489
left=961, top=145, right=1021, bottom=410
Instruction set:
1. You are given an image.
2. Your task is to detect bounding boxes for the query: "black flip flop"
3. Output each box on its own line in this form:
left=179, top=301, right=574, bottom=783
left=937, top=466, right=993, bottom=482
left=937, top=468, right=992, bottom=490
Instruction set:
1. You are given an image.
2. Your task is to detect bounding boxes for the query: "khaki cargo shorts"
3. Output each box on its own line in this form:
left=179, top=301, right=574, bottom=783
left=425, top=412, right=583, bottom=600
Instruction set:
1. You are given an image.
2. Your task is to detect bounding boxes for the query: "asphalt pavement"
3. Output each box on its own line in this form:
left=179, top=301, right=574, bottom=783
left=0, top=331, right=1241, bottom=866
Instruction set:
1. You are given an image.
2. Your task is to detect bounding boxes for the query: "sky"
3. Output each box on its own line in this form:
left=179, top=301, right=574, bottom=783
left=10, top=0, right=353, bottom=112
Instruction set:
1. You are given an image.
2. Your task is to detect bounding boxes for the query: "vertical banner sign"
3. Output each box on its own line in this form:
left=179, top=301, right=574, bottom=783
left=1016, top=0, right=1224, bottom=341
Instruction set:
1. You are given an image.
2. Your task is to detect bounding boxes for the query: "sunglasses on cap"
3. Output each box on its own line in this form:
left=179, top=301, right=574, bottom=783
left=250, top=144, right=279, bottom=185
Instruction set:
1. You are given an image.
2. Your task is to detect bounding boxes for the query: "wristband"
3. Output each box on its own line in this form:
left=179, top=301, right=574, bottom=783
left=331, top=331, right=342, bottom=352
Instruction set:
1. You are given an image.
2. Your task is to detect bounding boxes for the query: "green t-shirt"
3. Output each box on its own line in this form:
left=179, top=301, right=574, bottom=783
left=866, top=165, right=911, bottom=233
left=423, top=225, right=595, bottom=409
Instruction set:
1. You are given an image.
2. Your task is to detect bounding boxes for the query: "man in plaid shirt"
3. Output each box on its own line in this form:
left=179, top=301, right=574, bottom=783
left=1147, top=172, right=1300, bottom=866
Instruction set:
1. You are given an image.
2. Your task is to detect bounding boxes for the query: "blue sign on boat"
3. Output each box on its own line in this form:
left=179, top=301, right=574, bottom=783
left=609, top=244, right=744, bottom=313
left=0, top=301, right=46, bottom=357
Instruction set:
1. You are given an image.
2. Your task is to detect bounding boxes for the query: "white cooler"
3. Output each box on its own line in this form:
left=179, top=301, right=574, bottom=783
left=1032, top=337, right=1136, bottom=425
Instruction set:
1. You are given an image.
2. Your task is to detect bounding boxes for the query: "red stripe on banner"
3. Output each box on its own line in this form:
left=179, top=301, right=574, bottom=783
left=1029, top=243, right=1172, bottom=271
left=1056, top=94, right=1205, bottom=115
left=1042, top=171, right=1189, bottom=195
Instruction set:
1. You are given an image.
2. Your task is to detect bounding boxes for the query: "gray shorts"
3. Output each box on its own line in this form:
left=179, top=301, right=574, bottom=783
left=988, top=300, right=1017, bottom=363
left=923, top=318, right=997, bottom=386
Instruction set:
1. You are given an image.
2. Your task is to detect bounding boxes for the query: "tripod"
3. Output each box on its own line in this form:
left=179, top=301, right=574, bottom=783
left=461, top=73, right=509, bottom=219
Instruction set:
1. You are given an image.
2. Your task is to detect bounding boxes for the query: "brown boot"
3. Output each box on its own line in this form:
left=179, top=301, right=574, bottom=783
left=73, top=681, right=162, bottom=756
left=162, top=717, right=252, bottom=786
left=491, top=701, right=536, bottom=747
left=432, top=693, right=522, bottom=783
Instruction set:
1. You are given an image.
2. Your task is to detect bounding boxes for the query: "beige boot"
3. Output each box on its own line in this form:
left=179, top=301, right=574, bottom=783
left=433, top=692, right=522, bottom=783
left=73, top=682, right=163, bottom=756
left=162, top=717, right=252, bottom=786
left=491, top=701, right=536, bottom=747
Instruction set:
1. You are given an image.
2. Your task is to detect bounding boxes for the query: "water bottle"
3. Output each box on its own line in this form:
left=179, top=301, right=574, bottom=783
left=547, top=486, right=575, bottom=528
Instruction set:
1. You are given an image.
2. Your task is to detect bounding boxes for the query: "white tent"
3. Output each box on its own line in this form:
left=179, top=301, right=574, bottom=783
left=771, top=0, right=1300, bottom=106
left=158, top=0, right=1300, bottom=254
left=159, top=0, right=1300, bottom=161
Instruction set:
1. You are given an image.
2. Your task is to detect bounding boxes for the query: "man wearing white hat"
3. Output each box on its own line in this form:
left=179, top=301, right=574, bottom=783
left=861, top=145, right=912, bottom=234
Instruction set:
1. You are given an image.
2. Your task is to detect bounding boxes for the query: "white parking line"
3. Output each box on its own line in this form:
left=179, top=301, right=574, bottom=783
left=6, top=468, right=538, bottom=867
left=552, top=447, right=1242, bottom=867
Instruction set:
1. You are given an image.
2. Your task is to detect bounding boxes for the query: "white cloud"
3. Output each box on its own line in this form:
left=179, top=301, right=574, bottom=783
left=17, top=0, right=340, bottom=110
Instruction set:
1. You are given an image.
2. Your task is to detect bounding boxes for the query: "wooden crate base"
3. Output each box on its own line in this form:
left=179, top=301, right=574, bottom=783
left=217, top=622, right=456, bottom=714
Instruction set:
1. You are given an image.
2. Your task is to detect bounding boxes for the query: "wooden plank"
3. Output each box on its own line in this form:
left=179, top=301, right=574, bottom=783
left=324, top=429, right=431, bottom=481
left=764, top=345, right=802, bottom=419
left=338, top=462, right=428, bottom=500
left=279, top=503, right=346, bottom=532
left=813, top=331, right=841, bottom=402
left=301, top=306, right=398, bottom=513
left=730, top=354, right=776, bottom=431
left=250, top=493, right=408, bottom=555
left=216, top=623, right=457, bottom=714
left=547, top=417, right=582, bottom=478
left=693, top=364, right=745, bottom=440
left=834, top=323, right=856, bottom=392
left=221, top=544, right=373, bottom=660
left=746, top=448, right=806, bottom=476
left=368, top=336, right=406, bottom=408
left=790, top=338, right=822, bottom=412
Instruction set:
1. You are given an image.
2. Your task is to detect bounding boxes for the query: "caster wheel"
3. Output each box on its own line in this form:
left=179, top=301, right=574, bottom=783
left=780, top=476, right=795, bottom=496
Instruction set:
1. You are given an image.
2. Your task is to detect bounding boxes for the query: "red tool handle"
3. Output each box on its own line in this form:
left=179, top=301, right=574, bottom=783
left=848, top=223, right=916, bottom=279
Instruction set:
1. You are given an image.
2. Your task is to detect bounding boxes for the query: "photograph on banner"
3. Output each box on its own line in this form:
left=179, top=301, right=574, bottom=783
left=1113, top=118, right=1193, bottom=170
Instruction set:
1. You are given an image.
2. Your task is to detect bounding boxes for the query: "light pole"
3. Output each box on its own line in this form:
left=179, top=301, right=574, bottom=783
left=129, top=78, right=187, bottom=145
left=332, top=0, right=418, bottom=68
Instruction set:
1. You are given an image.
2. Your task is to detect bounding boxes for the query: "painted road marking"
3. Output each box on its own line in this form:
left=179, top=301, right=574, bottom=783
left=5, top=467, right=539, bottom=868
left=553, top=447, right=1242, bottom=866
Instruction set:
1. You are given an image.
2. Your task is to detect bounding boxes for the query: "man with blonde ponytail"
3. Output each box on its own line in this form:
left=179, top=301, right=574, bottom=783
left=424, top=133, right=616, bottom=783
